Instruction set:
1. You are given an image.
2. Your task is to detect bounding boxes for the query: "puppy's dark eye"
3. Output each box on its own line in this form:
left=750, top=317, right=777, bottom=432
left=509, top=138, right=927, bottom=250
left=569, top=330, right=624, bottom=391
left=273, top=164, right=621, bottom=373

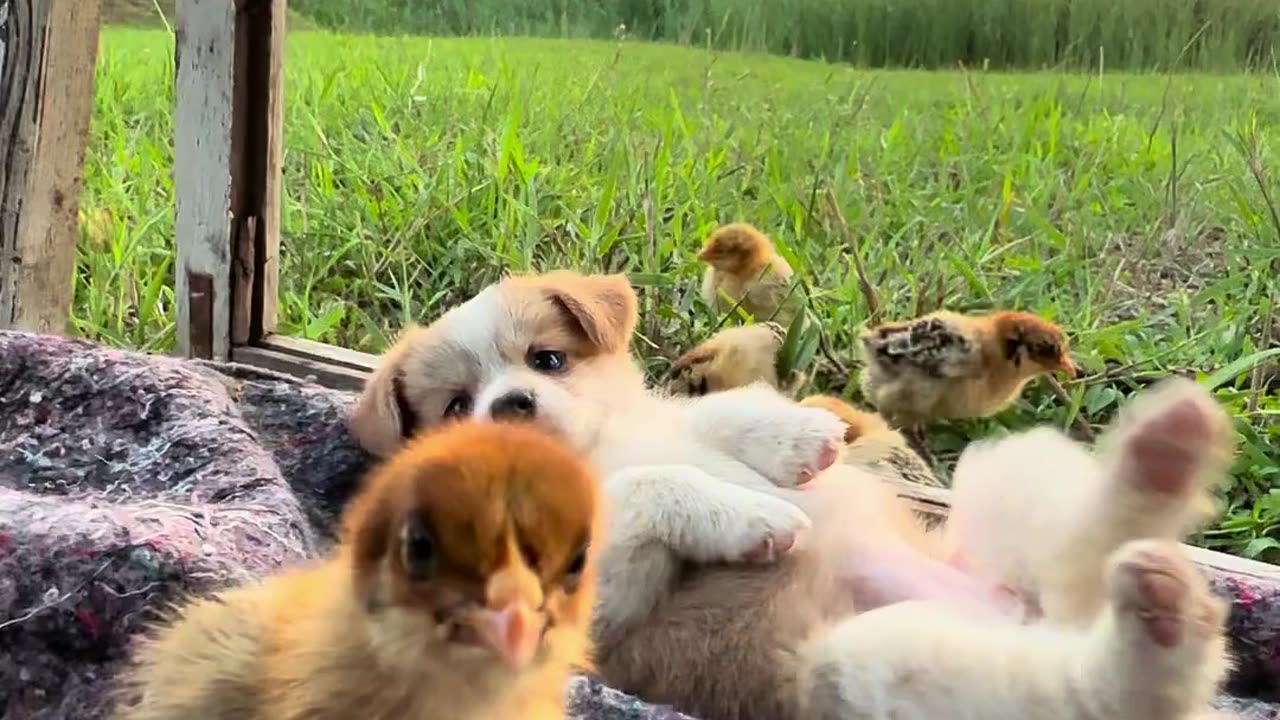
left=527, top=349, right=568, bottom=374
left=400, top=514, right=438, bottom=581
left=443, top=394, right=472, bottom=419
left=562, top=542, right=589, bottom=593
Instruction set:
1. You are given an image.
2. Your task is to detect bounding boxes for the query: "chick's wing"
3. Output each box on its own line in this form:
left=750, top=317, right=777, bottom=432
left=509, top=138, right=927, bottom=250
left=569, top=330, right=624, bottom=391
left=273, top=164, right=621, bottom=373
left=863, top=316, right=982, bottom=379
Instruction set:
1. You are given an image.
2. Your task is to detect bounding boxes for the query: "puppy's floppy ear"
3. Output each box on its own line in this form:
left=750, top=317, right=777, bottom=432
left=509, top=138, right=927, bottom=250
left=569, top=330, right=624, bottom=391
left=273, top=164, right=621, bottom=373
left=351, top=328, right=422, bottom=458
left=541, top=272, right=638, bottom=354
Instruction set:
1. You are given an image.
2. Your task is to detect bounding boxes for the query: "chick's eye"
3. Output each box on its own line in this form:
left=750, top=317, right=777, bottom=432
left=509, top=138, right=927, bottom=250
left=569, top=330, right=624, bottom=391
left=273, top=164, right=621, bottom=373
left=443, top=393, right=472, bottom=419
left=562, top=543, right=589, bottom=593
left=527, top=349, right=568, bottom=374
left=400, top=514, right=438, bottom=581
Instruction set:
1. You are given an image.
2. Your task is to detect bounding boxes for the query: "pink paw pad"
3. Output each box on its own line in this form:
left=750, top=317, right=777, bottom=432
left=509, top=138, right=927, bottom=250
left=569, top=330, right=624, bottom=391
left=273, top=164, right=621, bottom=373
left=1134, top=569, right=1187, bottom=648
left=1116, top=551, right=1191, bottom=649
left=743, top=531, right=796, bottom=564
left=796, top=440, right=841, bottom=486
left=1127, top=398, right=1212, bottom=496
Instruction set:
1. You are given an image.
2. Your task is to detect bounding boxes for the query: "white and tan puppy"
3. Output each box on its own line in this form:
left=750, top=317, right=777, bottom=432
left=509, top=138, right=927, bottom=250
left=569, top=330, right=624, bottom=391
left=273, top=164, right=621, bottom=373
left=352, top=270, right=1236, bottom=720
left=352, top=270, right=862, bottom=644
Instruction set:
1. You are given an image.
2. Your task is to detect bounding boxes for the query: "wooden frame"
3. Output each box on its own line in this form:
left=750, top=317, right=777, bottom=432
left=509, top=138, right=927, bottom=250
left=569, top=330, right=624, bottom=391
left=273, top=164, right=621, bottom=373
left=0, top=0, right=102, bottom=334
left=172, top=0, right=381, bottom=386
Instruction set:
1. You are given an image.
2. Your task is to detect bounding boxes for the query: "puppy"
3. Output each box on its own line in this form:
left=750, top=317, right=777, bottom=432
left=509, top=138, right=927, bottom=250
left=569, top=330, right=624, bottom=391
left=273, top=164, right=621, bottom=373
left=352, top=271, right=854, bottom=646
left=352, top=271, right=1234, bottom=720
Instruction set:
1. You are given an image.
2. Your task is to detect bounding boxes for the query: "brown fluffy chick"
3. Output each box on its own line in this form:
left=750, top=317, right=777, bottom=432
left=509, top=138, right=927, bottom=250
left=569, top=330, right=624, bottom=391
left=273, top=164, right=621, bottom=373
left=666, top=322, right=805, bottom=397
left=698, top=223, right=805, bottom=326
left=115, top=420, right=602, bottom=720
left=859, top=310, right=1078, bottom=430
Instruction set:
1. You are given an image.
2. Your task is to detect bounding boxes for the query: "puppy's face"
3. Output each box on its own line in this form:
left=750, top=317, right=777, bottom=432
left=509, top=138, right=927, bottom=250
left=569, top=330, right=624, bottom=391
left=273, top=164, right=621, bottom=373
left=352, top=271, right=642, bottom=458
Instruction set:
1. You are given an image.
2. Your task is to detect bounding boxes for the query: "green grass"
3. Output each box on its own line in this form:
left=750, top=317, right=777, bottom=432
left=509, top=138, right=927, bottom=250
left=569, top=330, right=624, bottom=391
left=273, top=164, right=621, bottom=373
left=79, top=29, right=1279, bottom=562
left=289, top=0, right=1280, bottom=72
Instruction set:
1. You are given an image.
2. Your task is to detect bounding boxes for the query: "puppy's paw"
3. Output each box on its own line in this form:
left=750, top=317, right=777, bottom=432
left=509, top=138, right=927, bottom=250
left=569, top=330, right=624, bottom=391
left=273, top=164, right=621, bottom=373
left=743, top=406, right=847, bottom=488
left=719, top=492, right=812, bottom=565
left=1107, top=540, right=1224, bottom=650
left=1107, top=378, right=1233, bottom=501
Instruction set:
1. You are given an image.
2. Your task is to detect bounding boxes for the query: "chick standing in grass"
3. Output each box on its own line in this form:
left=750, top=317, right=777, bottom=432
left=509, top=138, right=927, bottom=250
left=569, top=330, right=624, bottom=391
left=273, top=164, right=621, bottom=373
left=859, top=310, right=1078, bottom=456
left=115, top=421, right=602, bottom=720
left=697, top=222, right=805, bottom=326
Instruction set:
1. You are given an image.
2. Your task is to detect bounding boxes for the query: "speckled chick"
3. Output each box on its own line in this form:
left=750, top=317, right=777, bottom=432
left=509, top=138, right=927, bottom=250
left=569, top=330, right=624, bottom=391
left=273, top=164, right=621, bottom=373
left=859, top=310, right=1077, bottom=427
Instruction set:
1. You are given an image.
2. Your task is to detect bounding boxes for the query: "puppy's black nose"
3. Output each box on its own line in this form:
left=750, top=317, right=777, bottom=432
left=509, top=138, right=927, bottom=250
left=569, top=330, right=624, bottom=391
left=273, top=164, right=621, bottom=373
left=489, top=390, right=537, bottom=420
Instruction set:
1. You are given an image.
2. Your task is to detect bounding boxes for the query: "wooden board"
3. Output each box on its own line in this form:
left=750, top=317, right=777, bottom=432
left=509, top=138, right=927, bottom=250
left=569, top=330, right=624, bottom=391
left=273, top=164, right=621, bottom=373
left=174, top=0, right=236, bottom=360
left=232, top=333, right=374, bottom=391
left=0, top=0, right=102, bottom=334
left=259, top=0, right=285, bottom=338
left=228, top=0, right=285, bottom=344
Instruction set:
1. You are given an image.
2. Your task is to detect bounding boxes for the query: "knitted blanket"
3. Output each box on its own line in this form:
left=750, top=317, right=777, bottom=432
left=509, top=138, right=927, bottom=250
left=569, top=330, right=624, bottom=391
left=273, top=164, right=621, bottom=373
left=0, top=330, right=1275, bottom=719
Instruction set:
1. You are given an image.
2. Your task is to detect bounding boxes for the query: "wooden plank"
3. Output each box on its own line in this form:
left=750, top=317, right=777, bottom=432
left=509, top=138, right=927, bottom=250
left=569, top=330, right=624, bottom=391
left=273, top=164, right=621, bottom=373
left=886, top=478, right=1280, bottom=583
left=174, top=0, right=235, bottom=360
left=259, top=0, right=284, bottom=338
left=231, top=215, right=255, bottom=343
left=229, top=0, right=284, bottom=345
left=0, top=0, right=102, bottom=334
left=258, top=333, right=379, bottom=371
left=187, top=271, right=215, bottom=359
left=231, top=344, right=369, bottom=391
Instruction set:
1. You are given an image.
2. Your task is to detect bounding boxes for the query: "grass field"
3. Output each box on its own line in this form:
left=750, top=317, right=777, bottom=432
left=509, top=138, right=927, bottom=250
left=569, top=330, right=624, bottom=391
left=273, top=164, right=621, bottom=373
left=79, top=28, right=1279, bottom=561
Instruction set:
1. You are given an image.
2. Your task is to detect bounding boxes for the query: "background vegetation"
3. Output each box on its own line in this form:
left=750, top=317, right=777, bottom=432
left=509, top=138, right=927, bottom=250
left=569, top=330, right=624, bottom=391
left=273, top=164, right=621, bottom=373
left=84, top=2, right=1279, bottom=561
left=288, top=0, right=1280, bottom=72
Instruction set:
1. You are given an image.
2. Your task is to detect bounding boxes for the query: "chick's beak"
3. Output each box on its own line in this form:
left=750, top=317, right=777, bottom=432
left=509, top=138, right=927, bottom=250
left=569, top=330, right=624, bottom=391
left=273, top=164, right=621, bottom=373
left=472, top=564, right=544, bottom=670
left=471, top=599, right=540, bottom=670
left=1058, top=356, right=1079, bottom=378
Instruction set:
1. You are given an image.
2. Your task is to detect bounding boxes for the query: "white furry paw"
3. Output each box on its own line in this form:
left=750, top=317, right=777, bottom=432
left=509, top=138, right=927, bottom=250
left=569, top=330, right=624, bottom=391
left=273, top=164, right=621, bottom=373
left=1106, top=378, right=1233, bottom=502
left=742, top=405, right=847, bottom=488
left=1107, top=540, right=1224, bottom=651
left=713, top=490, right=812, bottom=564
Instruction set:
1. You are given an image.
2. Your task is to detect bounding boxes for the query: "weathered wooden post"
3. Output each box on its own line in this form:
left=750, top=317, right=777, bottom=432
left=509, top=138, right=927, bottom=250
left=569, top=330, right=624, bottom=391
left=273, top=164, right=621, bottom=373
left=174, top=0, right=285, bottom=361
left=0, top=0, right=101, bottom=334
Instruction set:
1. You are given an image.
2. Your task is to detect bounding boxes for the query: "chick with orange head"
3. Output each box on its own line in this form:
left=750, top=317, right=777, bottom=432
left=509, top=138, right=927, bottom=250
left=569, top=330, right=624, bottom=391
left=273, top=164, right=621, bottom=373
left=697, top=222, right=805, bottom=326
left=859, top=309, right=1078, bottom=429
left=115, top=421, right=602, bottom=720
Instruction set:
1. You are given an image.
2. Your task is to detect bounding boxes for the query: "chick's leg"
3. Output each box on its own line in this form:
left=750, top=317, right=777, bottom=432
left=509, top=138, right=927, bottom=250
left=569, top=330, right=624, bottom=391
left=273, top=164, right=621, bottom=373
left=902, top=423, right=935, bottom=470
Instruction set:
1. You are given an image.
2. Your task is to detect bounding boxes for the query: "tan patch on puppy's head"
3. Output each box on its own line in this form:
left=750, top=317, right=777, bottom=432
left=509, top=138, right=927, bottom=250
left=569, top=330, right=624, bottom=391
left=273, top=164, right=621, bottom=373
left=350, top=271, right=643, bottom=459
left=509, top=271, right=638, bottom=356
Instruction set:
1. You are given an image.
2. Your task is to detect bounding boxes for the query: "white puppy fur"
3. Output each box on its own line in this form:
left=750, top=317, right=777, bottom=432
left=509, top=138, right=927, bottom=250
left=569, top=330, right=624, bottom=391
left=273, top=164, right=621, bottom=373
left=800, top=539, right=1231, bottom=720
